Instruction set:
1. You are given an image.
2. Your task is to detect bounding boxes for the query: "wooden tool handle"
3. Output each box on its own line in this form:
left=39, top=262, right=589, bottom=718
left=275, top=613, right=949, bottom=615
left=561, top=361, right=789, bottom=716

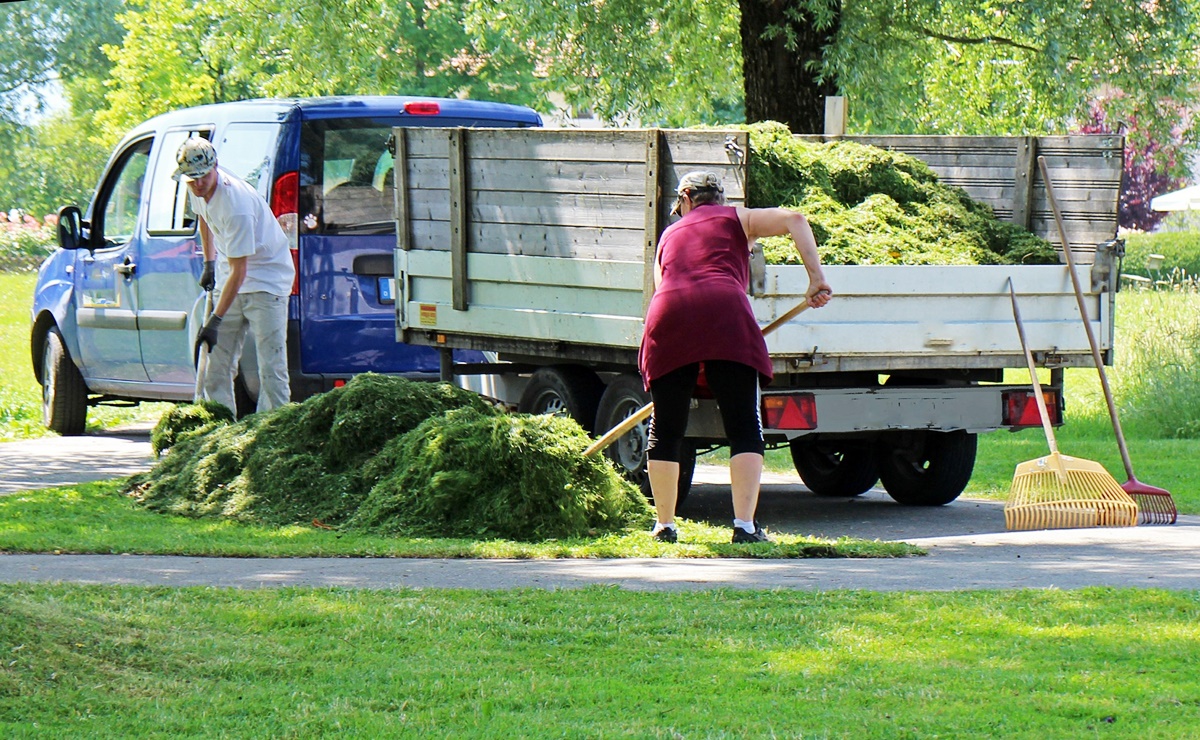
left=1008, top=279, right=1060, bottom=455
left=1037, top=156, right=1135, bottom=478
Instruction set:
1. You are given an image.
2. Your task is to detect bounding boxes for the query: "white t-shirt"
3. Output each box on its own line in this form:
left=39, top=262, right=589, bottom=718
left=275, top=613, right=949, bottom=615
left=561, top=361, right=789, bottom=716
left=191, top=167, right=295, bottom=296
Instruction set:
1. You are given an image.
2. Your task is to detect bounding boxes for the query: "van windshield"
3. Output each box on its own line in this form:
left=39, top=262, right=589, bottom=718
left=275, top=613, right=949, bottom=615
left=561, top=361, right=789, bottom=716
left=300, top=119, right=398, bottom=235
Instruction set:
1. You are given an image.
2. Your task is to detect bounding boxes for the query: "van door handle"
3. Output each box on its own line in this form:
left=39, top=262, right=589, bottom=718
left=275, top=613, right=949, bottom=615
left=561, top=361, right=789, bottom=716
left=115, top=258, right=136, bottom=276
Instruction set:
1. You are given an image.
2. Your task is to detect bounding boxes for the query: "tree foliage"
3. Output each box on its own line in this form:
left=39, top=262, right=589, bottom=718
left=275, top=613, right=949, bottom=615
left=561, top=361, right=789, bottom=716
left=1079, top=99, right=1189, bottom=232
left=97, top=0, right=548, bottom=134
left=2, top=0, right=1199, bottom=225
left=0, top=0, right=125, bottom=215
left=828, top=0, right=1200, bottom=145
left=477, top=0, right=743, bottom=125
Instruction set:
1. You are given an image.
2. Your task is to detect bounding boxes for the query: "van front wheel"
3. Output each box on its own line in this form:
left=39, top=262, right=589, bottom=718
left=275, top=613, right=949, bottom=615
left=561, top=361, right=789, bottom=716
left=41, top=327, right=88, bottom=435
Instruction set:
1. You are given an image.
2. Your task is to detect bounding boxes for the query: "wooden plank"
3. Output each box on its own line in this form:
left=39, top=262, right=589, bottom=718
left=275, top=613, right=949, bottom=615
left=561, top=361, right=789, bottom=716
left=1012, top=137, right=1041, bottom=229
left=393, top=129, right=411, bottom=251
left=765, top=264, right=1083, bottom=297
left=409, top=220, right=643, bottom=258
left=393, top=129, right=412, bottom=334
left=468, top=281, right=644, bottom=318
left=415, top=128, right=648, bottom=162
left=467, top=159, right=647, bottom=195
left=406, top=250, right=644, bottom=292
left=825, top=96, right=847, bottom=137
left=404, top=189, right=649, bottom=230
left=448, top=128, right=468, bottom=311
left=643, top=129, right=663, bottom=313
left=401, top=299, right=645, bottom=348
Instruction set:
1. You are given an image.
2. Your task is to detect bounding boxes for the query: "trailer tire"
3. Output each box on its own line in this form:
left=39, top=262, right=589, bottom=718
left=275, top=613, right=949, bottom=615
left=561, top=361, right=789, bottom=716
left=790, top=438, right=880, bottom=497
left=878, top=430, right=976, bottom=506
left=594, top=374, right=694, bottom=509
left=41, top=326, right=88, bottom=436
left=517, top=366, right=604, bottom=433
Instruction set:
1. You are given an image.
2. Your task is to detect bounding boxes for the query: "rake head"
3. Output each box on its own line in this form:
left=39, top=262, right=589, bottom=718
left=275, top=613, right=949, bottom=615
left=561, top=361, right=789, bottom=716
left=1123, top=478, right=1178, bottom=526
left=1005, top=452, right=1139, bottom=531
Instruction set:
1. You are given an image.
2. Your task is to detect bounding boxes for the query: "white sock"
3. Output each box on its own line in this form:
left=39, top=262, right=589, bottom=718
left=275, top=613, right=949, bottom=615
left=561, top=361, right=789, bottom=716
left=733, top=518, right=757, bottom=534
left=651, top=522, right=677, bottom=535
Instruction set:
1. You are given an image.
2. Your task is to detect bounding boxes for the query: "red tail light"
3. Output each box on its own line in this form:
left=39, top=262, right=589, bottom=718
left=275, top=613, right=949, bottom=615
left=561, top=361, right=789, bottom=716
left=270, top=171, right=298, bottom=218
left=404, top=101, right=441, bottom=115
left=271, top=171, right=300, bottom=296
left=762, top=394, right=817, bottom=430
left=1002, top=389, right=1060, bottom=428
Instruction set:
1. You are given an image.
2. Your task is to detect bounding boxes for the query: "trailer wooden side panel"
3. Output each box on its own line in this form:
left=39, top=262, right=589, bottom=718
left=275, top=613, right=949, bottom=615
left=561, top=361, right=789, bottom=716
left=393, top=129, right=1121, bottom=373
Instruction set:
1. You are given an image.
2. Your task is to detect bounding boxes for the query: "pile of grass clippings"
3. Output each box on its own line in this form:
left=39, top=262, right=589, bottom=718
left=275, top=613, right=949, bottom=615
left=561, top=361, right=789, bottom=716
left=150, top=400, right=235, bottom=456
left=349, top=407, right=650, bottom=540
left=128, top=374, right=649, bottom=540
left=744, top=121, right=1056, bottom=266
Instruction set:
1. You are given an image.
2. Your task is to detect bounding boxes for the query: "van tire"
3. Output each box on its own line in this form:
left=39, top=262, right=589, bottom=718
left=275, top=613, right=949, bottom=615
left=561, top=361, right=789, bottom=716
left=41, top=327, right=88, bottom=436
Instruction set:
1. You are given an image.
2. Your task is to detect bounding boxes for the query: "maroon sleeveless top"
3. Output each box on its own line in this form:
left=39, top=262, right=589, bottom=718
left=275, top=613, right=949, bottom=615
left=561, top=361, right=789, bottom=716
left=638, top=204, right=771, bottom=388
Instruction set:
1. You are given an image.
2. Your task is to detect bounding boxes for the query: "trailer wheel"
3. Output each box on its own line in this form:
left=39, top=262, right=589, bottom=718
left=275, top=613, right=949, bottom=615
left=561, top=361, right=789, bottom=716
left=517, top=366, right=604, bottom=433
left=790, top=438, right=879, bottom=497
left=594, top=374, right=694, bottom=509
left=41, top=326, right=88, bottom=436
left=878, top=430, right=976, bottom=506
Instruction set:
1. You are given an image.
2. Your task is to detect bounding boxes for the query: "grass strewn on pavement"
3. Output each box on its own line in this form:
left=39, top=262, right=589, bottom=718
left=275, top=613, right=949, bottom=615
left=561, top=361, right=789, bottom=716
left=0, top=480, right=919, bottom=559
left=2, top=585, right=1199, bottom=737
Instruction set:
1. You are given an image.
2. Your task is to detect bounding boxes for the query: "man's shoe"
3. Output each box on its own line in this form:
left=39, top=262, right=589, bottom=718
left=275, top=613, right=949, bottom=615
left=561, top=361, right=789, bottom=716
left=731, top=524, right=771, bottom=544
left=652, top=526, right=678, bottom=543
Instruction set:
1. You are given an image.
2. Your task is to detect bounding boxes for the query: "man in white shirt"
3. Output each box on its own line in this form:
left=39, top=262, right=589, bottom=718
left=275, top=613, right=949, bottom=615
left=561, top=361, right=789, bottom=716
left=175, top=136, right=295, bottom=413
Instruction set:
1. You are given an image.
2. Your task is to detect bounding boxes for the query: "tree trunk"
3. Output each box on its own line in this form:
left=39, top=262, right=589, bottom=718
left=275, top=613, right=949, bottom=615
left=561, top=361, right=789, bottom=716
left=739, top=0, right=840, bottom=134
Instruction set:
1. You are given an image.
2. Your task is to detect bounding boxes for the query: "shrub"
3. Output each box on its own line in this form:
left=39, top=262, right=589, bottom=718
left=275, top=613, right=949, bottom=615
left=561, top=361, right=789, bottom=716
left=1122, top=231, right=1200, bottom=283
left=0, top=220, right=56, bottom=272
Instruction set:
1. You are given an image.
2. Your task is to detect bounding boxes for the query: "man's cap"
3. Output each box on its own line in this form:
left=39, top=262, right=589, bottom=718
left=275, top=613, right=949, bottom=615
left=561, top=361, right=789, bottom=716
left=671, top=171, right=724, bottom=215
left=172, top=137, right=217, bottom=182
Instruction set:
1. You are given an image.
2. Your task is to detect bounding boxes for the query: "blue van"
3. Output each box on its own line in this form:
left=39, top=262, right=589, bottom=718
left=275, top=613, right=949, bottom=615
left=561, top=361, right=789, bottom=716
left=33, top=96, right=542, bottom=434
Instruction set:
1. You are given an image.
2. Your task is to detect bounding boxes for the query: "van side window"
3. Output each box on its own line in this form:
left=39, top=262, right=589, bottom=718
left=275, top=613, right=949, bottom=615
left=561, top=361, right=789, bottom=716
left=147, top=129, right=211, bottom=234
left=218, top=123, right=282, bottom=200
left=96, top=138, right=152, bottom=247
left=300, top=119, right=396, bottom=235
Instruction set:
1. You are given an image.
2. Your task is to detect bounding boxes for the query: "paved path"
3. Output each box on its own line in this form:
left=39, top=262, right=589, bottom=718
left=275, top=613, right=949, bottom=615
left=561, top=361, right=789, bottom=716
left=0, top=422, right=158, bottom=494
left=2, top=427, right=1198, bottom=591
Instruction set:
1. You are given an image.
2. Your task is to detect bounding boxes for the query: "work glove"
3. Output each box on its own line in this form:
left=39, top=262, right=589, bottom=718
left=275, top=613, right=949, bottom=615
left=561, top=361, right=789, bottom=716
left=199, top=259, right=216, bottom=291
left=195, top=314, right=222, bottom=356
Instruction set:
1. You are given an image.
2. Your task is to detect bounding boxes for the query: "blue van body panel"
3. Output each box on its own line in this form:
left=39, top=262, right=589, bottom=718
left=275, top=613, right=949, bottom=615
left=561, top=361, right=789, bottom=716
left=33, top=96, right=540, bottom=406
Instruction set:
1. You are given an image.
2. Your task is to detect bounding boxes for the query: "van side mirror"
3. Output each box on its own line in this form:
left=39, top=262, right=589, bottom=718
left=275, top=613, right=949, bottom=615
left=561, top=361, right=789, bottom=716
left=56, top=205, right=84, bottom=251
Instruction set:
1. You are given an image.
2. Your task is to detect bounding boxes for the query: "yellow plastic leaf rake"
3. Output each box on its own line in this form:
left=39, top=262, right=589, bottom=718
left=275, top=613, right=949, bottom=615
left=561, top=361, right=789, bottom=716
left=1004, top=280, right=1137, bottom=531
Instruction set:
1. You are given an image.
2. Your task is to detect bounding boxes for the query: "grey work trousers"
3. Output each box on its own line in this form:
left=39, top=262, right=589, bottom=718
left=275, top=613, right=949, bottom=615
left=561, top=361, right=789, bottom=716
left=201, top=291, right=290, bottom=414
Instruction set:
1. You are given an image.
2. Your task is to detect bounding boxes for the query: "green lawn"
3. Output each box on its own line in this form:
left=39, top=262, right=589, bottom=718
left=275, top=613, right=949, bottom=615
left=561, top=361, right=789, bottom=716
left=4, top=270, right=1199, bottom=737
left=0, top=480, right=917, bottom=559
left=3, top=585, right=1198, bottom=737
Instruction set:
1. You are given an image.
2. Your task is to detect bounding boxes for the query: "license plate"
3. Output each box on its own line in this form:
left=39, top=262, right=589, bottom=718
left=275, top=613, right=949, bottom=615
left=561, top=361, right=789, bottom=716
left=378, top=277, right=395, bottom=304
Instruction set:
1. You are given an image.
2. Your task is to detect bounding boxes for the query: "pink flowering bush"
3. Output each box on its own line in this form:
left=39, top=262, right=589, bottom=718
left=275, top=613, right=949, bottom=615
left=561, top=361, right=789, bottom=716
left=0, top=210, right=57, bottom=272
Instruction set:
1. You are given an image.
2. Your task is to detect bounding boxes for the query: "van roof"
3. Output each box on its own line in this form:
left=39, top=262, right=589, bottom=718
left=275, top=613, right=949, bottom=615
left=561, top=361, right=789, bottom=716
left=124, top=95, right=543, bottom=139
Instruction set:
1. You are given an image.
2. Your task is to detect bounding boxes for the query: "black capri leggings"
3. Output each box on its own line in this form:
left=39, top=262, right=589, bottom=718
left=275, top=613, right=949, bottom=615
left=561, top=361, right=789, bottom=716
left=646, top=360, right=764, bottom=463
